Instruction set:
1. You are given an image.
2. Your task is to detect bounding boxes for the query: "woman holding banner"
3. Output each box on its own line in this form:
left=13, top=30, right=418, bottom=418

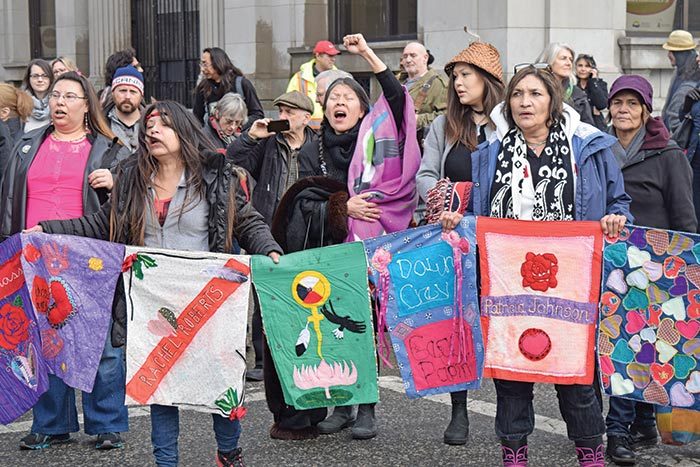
left=447, top=64, right=631, bottom=466
left=29, top=100, right=281, bottom=467
left=0, top=71, right=130, bottom=451
left=415, top=40, right=504, bottom=445
left=268, top=33, right=420, bottom=441
left=605, top=75, right=696, bottom=465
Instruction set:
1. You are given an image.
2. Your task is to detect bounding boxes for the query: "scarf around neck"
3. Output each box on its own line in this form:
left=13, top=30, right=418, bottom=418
left=489, top=121, right=575, bottom=221
left=319, top=121, right=360, bottom=182
left=30, top=94, right=50, bottom=121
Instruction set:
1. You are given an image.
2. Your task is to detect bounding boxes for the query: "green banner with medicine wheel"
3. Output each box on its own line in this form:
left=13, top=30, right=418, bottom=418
left=252, top=242, right=379, bottom=410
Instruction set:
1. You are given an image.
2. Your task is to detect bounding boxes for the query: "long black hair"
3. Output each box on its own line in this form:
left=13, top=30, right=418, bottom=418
left=110, top=100, right=217, bottom=246
left=196, top=47, right=244, bottom=100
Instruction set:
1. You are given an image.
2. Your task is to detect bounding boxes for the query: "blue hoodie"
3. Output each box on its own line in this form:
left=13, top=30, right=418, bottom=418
left=470, top=103, right=633, bottom=223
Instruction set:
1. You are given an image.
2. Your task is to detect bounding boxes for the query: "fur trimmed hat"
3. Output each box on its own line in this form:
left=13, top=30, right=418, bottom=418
left=444, top=42, right=503, bottom=84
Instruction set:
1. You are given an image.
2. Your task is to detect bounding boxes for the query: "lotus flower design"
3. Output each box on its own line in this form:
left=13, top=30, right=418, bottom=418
left=293, top=359, right=358, bottom=399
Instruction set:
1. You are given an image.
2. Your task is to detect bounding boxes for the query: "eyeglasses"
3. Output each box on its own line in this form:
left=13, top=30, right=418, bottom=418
left=49, top=92, right=87, bottom=103
left=200, top=61, right=211, bottom=69
left=30, top=73, right=50, bottom=80
left=513, top=62, right=552, bottom=74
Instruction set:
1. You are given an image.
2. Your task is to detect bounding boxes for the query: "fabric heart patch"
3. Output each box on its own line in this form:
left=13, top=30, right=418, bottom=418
left=604, top=243, right=628, bottom=267
left=628, top=229, right=648, bottom=249
left=600, top=291, right=621, bottom=316
left=658, top=317, right=682, bottom=344
left=687, top=371, right=700, bottom=393
left=646, top=284, right=670, bottom=305
left=667, top=232, right=694, bottom=256
left=518, top=328, right=551, bottom=361
left=656, top=339, right=679, bottom=363
left=635, top=342, right=656, bottom=364
left=628, top=246, right=651, bottom=269
left=643, top=381, right=669, bottom=405
left=600, top=315, right=623, bottom=339
left=611, top=340, right=634, bottom=363
left=600, top=355, right=615, bottom=375
left=626, top=269, right=649, bottom=290
left=606, top=270, right=628, bottom=295
left=669, top=381, right=695, bottom=407
left=646, top=229, right=669, bottom=256
left=646, top=304, right=663, bottom=327
left=650, top=362, right=675, bottom=385
left=626, top=362, right=651, bottom=389
left=683, top=338, right=700, bottom=357
left=661, top=298, right=686, bottom=322
left=669, top=276, right=689, bottom=297
left=642, top=261, right=663, bottom=281
left=686, top=265, right=700, bottom=290
left=676, top=319, right=700, bottom=340
left=688, top=289, right=700, bottom=319
left=663, top=256, right=686, bottom=279
left=629, top=334, right=642, bottom=352
left=640, top=327, right=657, bottom=344
left=625, top=311, right=646, bottom=334
left=623, top=288, right=649, bottom=311
left=610, top=372, right=635, bottom=396
left=673, top=354, right=696, bottom=379
left=693, top=243, right=700, bottom=263
left=598, top=333, right=614, bottom=356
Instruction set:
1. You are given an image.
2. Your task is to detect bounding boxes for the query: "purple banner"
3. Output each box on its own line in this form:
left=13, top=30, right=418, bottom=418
left=480, top=295, right=597, bottom=325
left=0, top=235, right=49, bottom=424
left=20, top=233, right=124, bottom=393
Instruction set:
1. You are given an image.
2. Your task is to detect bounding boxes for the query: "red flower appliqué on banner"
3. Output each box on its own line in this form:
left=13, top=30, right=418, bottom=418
left=520, top=252, right=558, bottom=292
left=0, top=302, right=30, bottom=350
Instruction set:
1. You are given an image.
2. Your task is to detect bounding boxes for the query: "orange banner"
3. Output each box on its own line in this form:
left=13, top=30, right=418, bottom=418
left=126, top=258, right=250, bottom=404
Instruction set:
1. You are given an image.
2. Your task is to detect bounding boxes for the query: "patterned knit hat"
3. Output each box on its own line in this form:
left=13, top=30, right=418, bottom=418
left=112, top=65, right=144, bottom=95
left=444, top=42, right=503, bottom=84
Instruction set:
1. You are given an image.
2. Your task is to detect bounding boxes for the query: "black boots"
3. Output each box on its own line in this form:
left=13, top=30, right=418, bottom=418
left=606, top=436, right=636, bottom=466
left=317, top=405, right=355, bottom=434
left=351, top=403, right=377, bottom=439
left=443, top=391, right=469, bottom=445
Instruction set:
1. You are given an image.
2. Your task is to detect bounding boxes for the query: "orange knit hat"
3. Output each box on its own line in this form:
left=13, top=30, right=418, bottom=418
left=444, top=42, right=503, bottom=84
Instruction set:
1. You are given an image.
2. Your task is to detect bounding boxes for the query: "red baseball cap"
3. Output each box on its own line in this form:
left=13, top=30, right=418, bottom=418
left=313, top=40, right=340, bottom=56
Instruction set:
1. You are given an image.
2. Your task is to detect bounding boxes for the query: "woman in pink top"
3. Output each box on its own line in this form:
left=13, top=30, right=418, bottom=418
left=0, top=71, right=129, bottom=451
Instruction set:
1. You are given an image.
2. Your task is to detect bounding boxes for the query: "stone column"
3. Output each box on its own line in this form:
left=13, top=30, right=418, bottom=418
left=200, top=0, right=224, bottom=48
left=88, top=0, right=131, bottom=88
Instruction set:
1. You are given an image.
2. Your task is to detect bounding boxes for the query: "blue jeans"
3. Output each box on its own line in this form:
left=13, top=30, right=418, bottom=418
left=606, top=398, right=656, bottom=437
left=150, top=404, right=241, bottom=467
left=31, top=326, right=128, bottom=435
left=494, top=379, right=605, bottom=442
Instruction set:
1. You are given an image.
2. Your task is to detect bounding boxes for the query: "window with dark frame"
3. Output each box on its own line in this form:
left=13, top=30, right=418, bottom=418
left=28, top=0, right=56, bottom=59
left=673, top=0, right=700, bottom=34
left=330, top=0, right=417, bottom=43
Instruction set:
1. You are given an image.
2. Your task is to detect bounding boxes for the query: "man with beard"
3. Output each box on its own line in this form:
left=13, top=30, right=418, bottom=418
left=106, top=65, right=144, bottom=153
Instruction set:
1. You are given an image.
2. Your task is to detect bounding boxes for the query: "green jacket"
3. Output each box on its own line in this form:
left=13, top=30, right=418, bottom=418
left=403, top=68, right=448, bottom=129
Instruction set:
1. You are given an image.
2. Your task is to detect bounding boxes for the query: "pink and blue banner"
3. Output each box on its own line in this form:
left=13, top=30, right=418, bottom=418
left=364, top=221, right=483, bottom=398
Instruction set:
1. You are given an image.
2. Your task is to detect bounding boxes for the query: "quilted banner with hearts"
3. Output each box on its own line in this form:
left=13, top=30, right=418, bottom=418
left=252, top=242, right=378, bottom=410
left=123, top=246, right=250, bottom=417
left=363, top=220, right=483, bottom=398
left=477, top=218, right=603, bottom=385
left=20, top=232, right=123, bottom=393
left=600, top=226, right=700, bottom=411
left=0, top=234, right=49, bottom=424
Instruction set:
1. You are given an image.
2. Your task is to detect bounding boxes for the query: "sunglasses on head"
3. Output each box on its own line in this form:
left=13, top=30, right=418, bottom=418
left=513, top=62, right=552, bottom=74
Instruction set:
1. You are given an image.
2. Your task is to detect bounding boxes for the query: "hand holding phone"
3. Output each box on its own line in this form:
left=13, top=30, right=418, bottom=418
left=267, top=119, right=290, bottom=133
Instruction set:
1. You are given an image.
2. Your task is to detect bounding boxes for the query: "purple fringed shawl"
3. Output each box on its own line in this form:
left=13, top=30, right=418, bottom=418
left=346, top=87, right=421, bottom=242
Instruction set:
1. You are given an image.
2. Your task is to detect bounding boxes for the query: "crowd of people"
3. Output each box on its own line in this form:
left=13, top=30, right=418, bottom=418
left=0, top=27, right=699, bottom=467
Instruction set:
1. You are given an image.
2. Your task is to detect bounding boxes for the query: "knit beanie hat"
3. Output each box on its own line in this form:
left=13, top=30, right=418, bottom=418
left=444, top=42, right=503, bottom=84
left=112, top=65, right=144, bottom=95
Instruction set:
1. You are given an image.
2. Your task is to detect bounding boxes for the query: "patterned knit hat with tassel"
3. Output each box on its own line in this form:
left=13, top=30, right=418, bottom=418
left=444, top=42, right=504, bottom=84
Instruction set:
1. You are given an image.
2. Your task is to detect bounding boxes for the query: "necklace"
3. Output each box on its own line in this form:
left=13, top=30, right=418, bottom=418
left=51, top=131, right=87, bottom=143
left=525, top=139, right=547, bottom=148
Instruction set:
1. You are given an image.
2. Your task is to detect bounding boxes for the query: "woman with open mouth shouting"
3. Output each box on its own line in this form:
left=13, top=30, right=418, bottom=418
left=267, top=33, right=420, bottom=442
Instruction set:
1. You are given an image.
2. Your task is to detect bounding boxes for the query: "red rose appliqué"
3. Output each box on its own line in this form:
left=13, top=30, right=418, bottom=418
left=521, top=252, right=558, bottom=292
left=0, top=302, right=30, bottom=350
